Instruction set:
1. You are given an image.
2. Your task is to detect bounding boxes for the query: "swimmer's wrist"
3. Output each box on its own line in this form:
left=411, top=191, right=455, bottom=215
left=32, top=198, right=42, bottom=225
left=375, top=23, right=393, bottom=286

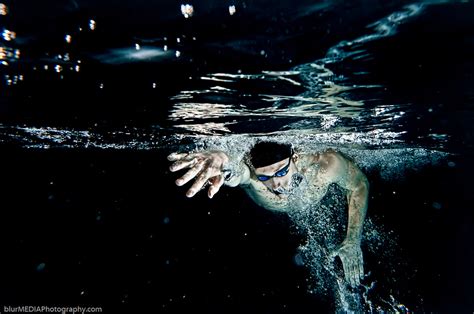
left=222, top=168, right=234, bottom=181
left=222, top=161, right=250, bottom=187
left=222, top=162, right=240, bottom=184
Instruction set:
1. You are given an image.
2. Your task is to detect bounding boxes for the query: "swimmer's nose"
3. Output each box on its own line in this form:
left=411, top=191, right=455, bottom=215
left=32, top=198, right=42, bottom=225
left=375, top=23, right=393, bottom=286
left=270, top=178, right=283, bottom=189
left=268, top=178, right=278, bottom=188
left=278, top=178, right=292, bottom=190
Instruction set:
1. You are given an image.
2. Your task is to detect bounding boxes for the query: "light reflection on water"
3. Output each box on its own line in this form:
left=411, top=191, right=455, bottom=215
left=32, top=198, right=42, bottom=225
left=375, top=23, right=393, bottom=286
left=0, top=0, right=454, bottom=150
left=168, top=66, right=378, bottom=135
left=165, top=3, right=429, bottom=137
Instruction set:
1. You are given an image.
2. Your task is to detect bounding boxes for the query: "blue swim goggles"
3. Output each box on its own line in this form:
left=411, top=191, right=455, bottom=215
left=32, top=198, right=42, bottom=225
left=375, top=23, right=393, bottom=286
left=256, top=156, right=292, bottom=182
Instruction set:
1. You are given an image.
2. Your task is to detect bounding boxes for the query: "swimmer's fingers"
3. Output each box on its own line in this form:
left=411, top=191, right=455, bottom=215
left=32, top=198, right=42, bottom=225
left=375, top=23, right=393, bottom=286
left=338, top=251, right=358, bottom=287
left=208, top=175, right=224, bottom=199
left=350, top=261, right=360, bottom=287
left=331, top=242, right=363, bottom=287
left=167, top=152, right=190, bottom=161
left=350, top=247, right=363, bottom=285
left=169, top=156, right=199, bottom=172
left=348, top=252, right=363, bottom=287
left=339, top=255, right=353, bottom=286
left=175, top=161, right=204, bottom=186
left=357, top=249, right=364, bottom=280
left=186, top=168, right=214, bottom=198
left=344, top=258, right=355, bottom=287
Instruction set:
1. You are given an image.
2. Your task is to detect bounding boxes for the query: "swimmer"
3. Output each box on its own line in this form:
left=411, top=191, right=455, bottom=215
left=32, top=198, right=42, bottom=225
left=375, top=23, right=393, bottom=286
left=168, top=141, right=368, bottom=287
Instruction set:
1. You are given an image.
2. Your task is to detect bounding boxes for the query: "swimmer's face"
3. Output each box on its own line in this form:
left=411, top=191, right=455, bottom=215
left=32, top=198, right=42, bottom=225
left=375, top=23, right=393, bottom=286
left=253, top=156, right=297, bottom=195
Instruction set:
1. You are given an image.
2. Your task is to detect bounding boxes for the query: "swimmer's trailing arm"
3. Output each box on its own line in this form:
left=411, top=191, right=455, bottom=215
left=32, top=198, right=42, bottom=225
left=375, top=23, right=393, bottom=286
left=330, top=159, right=369, bottom=287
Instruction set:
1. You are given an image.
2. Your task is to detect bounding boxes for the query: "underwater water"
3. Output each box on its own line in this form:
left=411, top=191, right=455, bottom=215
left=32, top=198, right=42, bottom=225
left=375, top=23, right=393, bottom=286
left=1, top=0, right=474, bottom=312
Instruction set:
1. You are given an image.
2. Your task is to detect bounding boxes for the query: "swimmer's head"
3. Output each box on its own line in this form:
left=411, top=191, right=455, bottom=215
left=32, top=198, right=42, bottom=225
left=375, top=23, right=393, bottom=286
left=248, top=141, right=299, bottom=196
left=248, top=141, right=293, bottom=169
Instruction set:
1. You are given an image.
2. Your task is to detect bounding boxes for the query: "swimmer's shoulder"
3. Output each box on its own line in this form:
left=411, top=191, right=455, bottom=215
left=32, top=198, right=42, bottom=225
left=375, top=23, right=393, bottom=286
left=300, top=149, right=348, bottom=170
left=297, top=149, right=336, bottom=163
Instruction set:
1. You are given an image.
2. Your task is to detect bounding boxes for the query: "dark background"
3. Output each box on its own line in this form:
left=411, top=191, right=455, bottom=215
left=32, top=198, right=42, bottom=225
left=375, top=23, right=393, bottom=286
left=0, top=149, right=472, bottom=313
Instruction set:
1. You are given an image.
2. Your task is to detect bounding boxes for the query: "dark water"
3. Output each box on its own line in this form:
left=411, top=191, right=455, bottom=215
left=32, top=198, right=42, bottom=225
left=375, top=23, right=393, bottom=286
left=1, top=0, right=474, bottom=312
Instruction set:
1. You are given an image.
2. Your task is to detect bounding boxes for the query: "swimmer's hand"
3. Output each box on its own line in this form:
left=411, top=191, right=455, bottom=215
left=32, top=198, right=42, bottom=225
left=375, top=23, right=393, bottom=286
left=330, top=240, right=364, bottom=287
left=168, top=151, right=230, bottom=198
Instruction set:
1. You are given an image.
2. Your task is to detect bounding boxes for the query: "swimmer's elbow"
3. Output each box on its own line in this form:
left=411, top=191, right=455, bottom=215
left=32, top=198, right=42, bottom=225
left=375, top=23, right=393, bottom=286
left=355, top=176, right=369, bottom=195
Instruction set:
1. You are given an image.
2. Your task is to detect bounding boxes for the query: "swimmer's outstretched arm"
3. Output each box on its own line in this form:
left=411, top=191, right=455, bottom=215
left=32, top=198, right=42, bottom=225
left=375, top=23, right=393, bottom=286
left=168, top=150, right=250, bottom=198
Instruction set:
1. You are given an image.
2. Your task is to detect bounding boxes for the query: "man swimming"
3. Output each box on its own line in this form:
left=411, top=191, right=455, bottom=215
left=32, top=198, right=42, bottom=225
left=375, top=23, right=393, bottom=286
left=168, top=141, right=368, bottom=287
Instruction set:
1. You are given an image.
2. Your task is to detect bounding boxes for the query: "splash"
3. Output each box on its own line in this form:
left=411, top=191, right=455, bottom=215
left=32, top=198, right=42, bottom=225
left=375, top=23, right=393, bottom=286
left=285, top=183, right=362, bottom=311
left=287, top=185, right=414, bottom=312
left=199, top=134, right=446, bottom=311
left=0, top=124, right=169, bottom=150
